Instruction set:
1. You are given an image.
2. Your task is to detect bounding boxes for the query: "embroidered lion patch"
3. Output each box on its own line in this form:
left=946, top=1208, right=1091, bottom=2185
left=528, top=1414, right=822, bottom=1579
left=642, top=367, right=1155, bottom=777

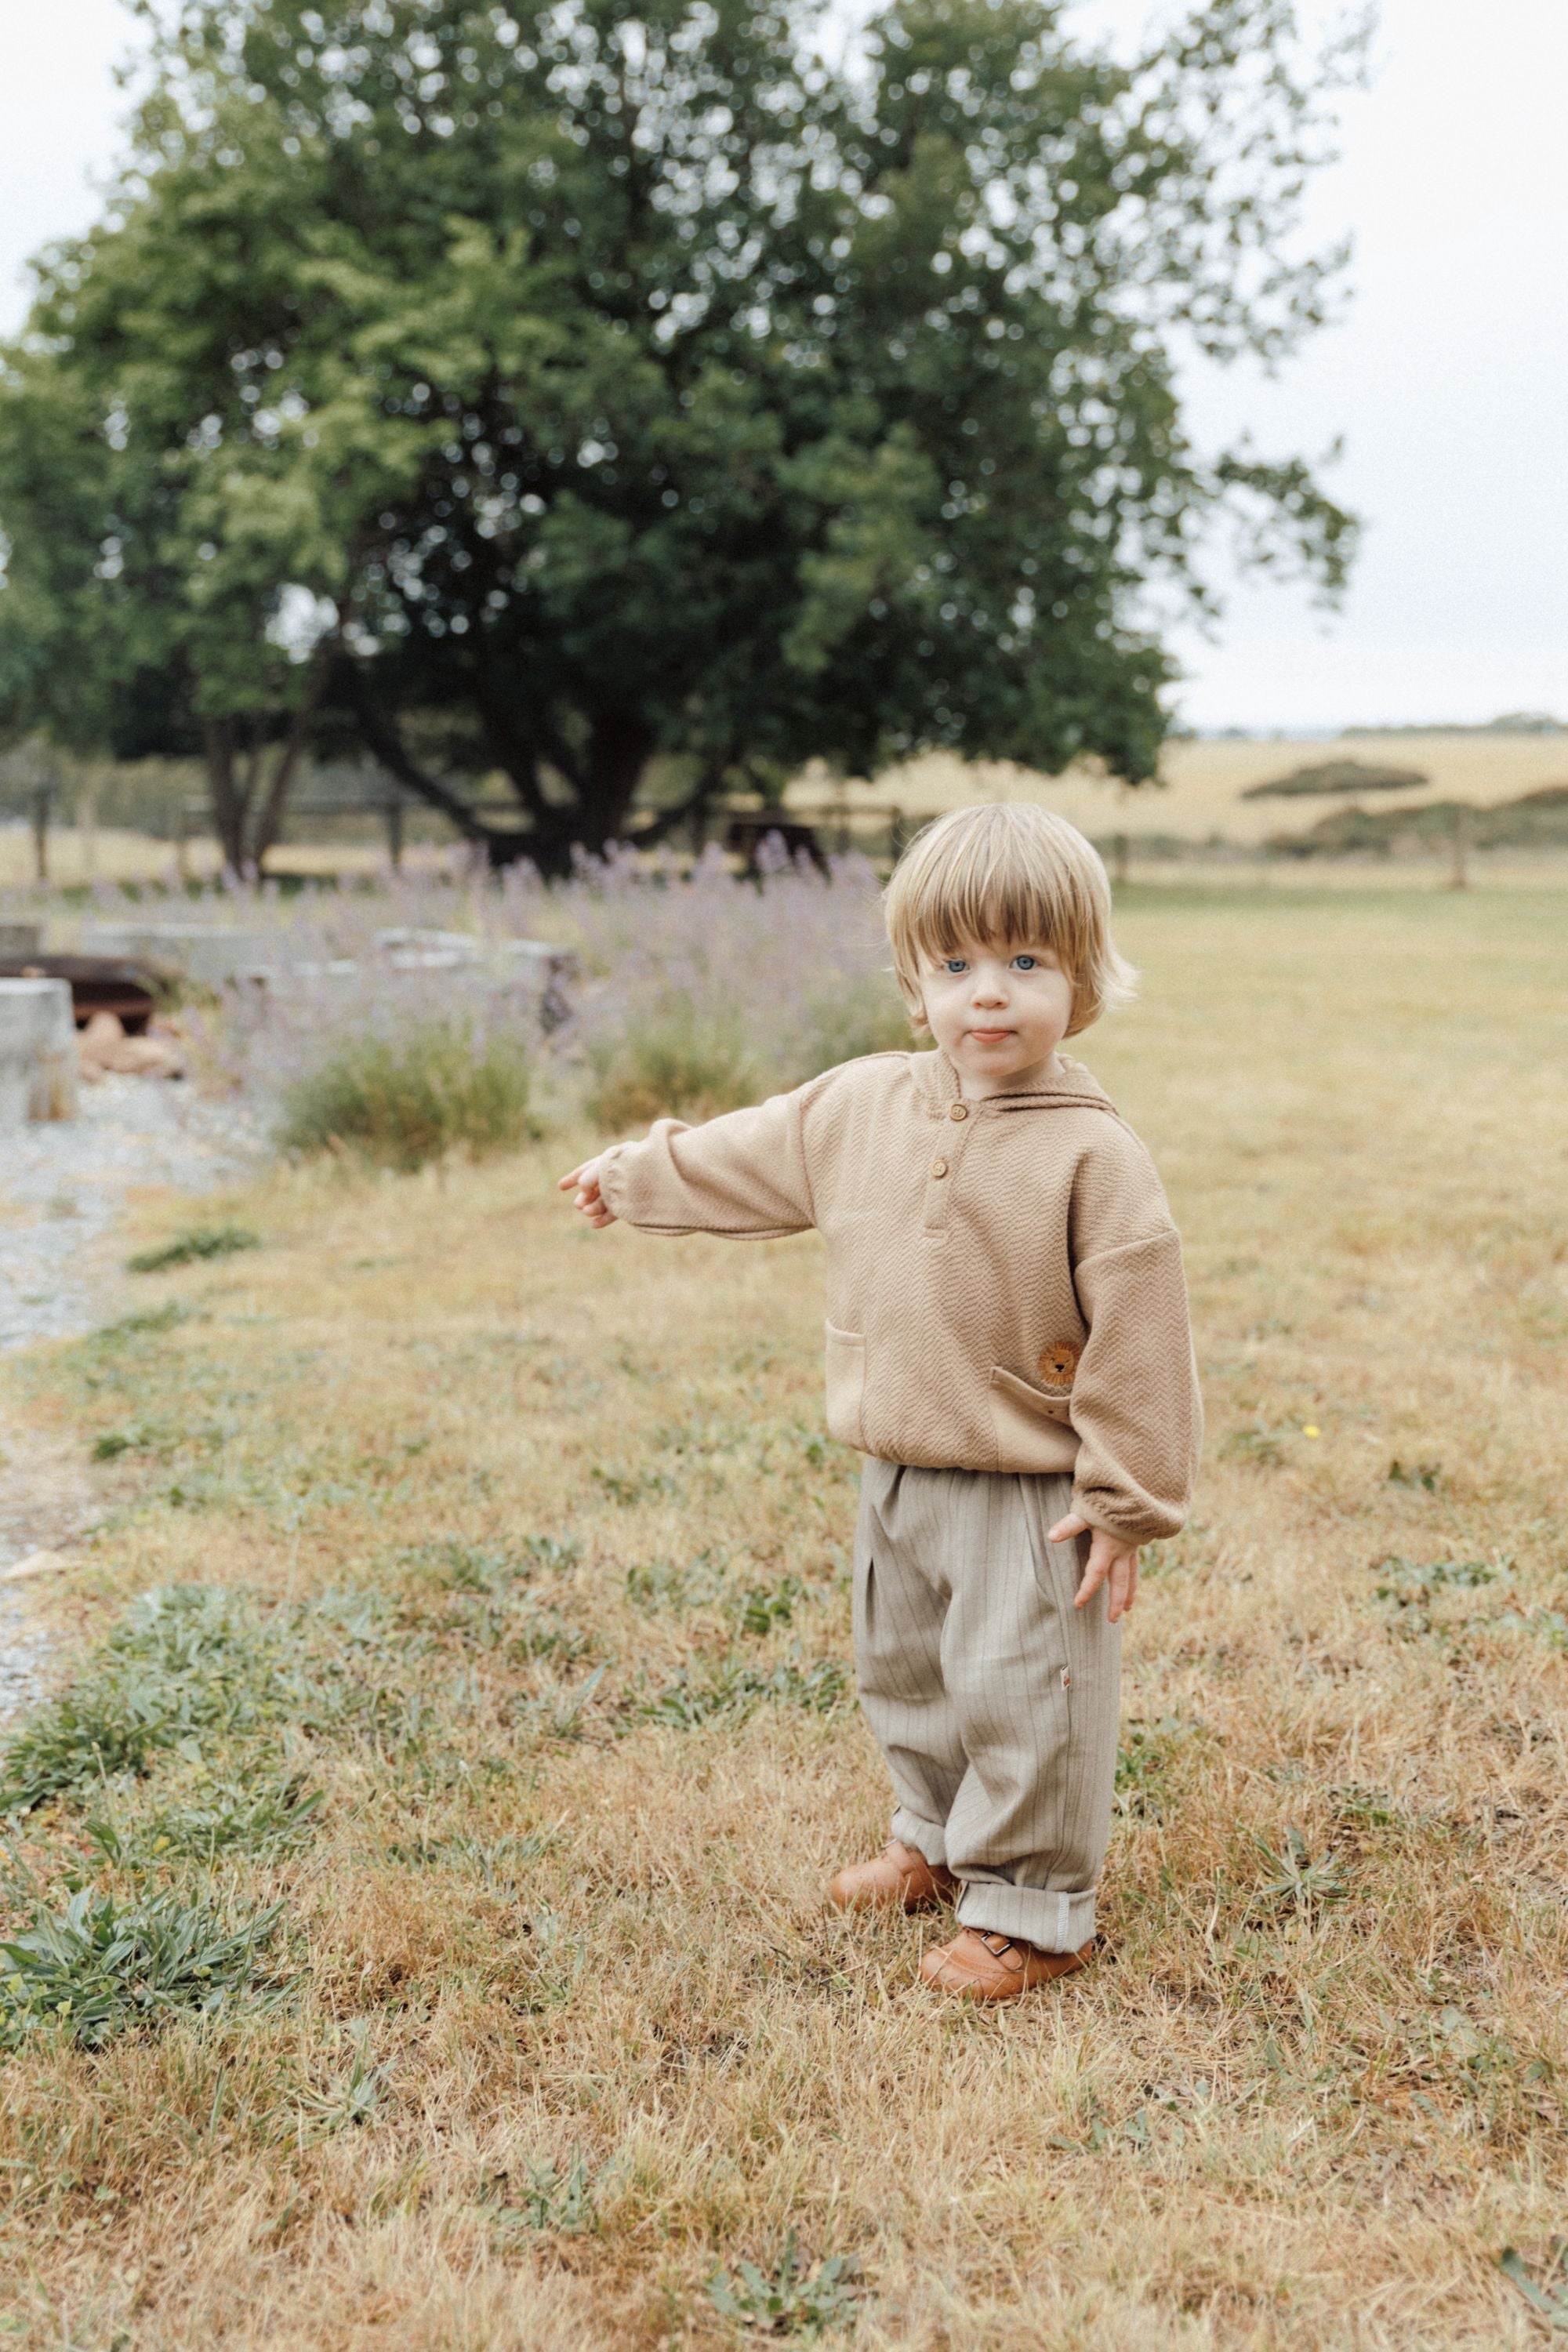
left=1036, top=1341, right=1080, bottom=1393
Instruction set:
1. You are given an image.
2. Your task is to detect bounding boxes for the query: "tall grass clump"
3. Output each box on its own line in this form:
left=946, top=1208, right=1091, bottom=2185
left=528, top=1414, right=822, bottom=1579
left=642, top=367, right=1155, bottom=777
left=558, top=846, right=916, bottom=1128
left=583, top=1001, right=760, bottom=1131
left=276, top=1019, right=535, bottom=1171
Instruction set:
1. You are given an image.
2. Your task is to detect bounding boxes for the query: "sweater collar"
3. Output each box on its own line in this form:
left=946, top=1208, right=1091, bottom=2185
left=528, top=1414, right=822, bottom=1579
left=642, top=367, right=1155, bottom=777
left=910, top=1047, right=1120, bottom=1118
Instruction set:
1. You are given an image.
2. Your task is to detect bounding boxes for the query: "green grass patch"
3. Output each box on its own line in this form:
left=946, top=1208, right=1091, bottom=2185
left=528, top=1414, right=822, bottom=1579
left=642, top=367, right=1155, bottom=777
left=127, top=1225, right=260, bottom=1274
left=0, top=1588, right=287, bottom=1812
left=0, top=1584, right=407, bottom=1815
left=633, top=1653, right=849, bottom=1730
left=89, top=1301, right=194, bottom=1342
left=85, top=1769, right=322, bottom=1867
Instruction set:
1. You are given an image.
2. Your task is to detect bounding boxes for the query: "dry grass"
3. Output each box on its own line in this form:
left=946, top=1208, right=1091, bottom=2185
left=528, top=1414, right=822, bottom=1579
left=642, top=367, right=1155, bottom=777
left=793, top=735, right=1568, bottom=851
left=2, top=880, right=1566, bottom=2349
left=0, top=831, right=465, bottom=889
left=7, top=728, right=1563, bottom=894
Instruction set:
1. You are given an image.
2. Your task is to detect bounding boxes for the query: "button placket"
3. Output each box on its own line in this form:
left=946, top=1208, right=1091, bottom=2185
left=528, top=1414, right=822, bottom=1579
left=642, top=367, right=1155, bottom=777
left=921, top=1098, right=978, bottom=1232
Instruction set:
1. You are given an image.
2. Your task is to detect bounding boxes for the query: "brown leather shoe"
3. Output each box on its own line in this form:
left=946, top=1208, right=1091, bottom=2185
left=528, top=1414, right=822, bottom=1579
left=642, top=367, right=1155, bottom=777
left=829, top=1838, right=958, bottom=1914
left=919, top=1926, right=1093, bottom=2001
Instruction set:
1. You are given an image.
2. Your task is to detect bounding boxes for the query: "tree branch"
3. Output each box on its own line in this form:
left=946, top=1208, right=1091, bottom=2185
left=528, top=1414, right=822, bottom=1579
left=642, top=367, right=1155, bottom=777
left=344, top=666, right=488, bottom=840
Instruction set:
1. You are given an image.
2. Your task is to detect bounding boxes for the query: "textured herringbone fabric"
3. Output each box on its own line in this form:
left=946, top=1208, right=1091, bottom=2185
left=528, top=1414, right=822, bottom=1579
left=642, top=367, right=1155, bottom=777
left=854, top=1460, right=1120, bottom=1952
left=598, top=1047, right=1200, bottom=1542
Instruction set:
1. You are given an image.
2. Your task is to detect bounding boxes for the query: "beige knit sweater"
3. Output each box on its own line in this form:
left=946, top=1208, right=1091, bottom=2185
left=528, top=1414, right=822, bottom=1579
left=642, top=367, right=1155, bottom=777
left=597, top=1048, right=1202, bottom=1543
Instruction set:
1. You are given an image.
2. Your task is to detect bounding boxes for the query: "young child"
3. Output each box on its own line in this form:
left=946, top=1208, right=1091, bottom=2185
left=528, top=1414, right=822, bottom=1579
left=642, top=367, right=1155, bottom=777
left=560, top=804, right=1200, bottom=2002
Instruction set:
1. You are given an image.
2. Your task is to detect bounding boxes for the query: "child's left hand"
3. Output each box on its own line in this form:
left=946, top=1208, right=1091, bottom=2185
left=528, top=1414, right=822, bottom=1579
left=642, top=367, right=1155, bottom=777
left=1048, top=1512, right=1140, bottom=1623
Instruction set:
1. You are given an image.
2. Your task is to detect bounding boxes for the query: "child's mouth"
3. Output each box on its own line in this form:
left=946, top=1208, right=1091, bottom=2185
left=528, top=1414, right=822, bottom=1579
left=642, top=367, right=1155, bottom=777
left=969, top=1029, right=1012, bottom=1044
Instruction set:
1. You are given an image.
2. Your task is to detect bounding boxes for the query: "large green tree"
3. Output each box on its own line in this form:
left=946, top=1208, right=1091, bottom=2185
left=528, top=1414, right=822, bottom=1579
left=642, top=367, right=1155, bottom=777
left=0, top=0, right=1363, bottom=871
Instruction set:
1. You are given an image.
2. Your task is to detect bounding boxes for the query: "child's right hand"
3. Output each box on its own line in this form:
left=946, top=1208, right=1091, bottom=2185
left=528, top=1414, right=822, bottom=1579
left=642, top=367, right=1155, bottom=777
left=557, top=1154, right=618, bottom=1229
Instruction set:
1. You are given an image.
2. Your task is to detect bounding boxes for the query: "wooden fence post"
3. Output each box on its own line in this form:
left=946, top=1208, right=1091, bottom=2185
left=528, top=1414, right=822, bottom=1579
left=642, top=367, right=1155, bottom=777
left=31, top=786, right=49, bottom=884
left=1447, top=806, right=1470, bottom=891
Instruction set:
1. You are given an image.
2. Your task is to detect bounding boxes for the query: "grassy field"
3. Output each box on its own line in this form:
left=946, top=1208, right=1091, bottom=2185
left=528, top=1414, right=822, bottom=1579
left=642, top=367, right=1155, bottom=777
left=2, top=882, right=1566, bottom=2349
left=793, top=734, right=1568, bottom=851
left=5, top=728, right=1565, bottom=891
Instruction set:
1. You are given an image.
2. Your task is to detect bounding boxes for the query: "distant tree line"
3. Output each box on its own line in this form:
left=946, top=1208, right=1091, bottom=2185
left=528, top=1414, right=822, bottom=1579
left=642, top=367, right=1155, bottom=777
left=0, top=0, right=1363, bottom=874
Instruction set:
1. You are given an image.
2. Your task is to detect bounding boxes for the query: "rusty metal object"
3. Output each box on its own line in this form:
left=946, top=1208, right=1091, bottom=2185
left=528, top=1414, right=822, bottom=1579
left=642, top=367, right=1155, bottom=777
left=0, top=955, right=162, bottom=1035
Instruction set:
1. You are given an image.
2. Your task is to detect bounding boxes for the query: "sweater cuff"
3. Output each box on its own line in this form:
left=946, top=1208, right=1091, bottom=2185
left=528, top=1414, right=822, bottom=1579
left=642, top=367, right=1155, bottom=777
left=1069, top=1492, right=1185, bottom=1548
left=595, top=1142, right=633, bottom=1218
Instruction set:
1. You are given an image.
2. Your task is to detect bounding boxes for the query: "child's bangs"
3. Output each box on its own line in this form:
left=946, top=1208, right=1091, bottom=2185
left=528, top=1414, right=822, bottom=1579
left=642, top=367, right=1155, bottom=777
left=903, top=836, right=1088, bottom=971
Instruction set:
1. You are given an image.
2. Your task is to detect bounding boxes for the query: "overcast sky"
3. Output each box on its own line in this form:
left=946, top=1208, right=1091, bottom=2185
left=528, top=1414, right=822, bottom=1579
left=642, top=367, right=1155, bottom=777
left=2, top=0, right=1563, bottom=731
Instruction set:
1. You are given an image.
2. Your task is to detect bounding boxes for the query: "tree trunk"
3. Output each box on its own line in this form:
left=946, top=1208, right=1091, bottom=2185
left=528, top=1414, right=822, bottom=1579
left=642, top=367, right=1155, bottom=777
left=579, top=706, right=655, bottom=854
left=346, top=670, right=655, bottom=876
left=252, top=642, right=342, bottom=867
left=201, top=717, right=249, bottom=877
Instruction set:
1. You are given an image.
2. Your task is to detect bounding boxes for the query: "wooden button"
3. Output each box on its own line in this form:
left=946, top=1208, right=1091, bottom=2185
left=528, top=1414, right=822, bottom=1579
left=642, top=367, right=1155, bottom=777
left=931, top=1157, right=948, bottom=1178
left=948, top=1102, right=969, bottom=1121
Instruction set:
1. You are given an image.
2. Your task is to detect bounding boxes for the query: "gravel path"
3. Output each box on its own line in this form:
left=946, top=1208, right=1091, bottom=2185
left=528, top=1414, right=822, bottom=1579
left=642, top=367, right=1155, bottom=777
left=0, top=1077, right=263, bottom=1719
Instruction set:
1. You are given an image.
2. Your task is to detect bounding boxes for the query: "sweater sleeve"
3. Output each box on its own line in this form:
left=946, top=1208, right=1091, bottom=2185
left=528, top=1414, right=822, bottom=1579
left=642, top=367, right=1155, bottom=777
left=596, top=1084, right=817, bottom=1240
left=1067, top=1135, right=1203, bottom=1544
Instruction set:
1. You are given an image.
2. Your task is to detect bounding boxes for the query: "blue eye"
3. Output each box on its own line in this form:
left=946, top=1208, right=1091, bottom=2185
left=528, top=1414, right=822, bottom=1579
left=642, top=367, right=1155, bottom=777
left=943, top=959, right=967, bottom=974
left=1014, top=955, right=1037, bottom=971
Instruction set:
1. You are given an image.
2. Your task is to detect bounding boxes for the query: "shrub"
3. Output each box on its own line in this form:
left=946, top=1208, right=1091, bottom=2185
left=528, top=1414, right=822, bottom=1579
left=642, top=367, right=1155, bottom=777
left=583, top=998, right=759, bottom=1130
left=562, top=847, right=919, bottom=1130
left=0, top=1886, right=282, bottom=2049
left=276, top=1019, right=534, bottom=1171
left=127, top=1225, right=259, bottom=1274
left=583, top=987, right=916, bottom=1131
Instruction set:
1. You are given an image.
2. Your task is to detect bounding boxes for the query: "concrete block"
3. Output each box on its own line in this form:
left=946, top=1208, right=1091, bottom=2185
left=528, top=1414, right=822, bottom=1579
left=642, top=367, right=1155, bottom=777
left=375, top=927, right=485, bottom=971
left=78, top=923, right=282, bottom=985
left=0, top=978, right=78, bottom=1125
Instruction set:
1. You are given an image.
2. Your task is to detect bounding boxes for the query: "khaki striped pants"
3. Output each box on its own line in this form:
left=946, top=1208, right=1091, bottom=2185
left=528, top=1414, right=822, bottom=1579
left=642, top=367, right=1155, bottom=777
left=853, top=1459, right=1121, bottom=1953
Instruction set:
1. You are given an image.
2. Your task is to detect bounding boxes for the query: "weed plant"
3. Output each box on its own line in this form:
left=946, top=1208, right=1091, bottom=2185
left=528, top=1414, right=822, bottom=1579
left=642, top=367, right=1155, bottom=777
left=0, top=1886, right=282, bottom=2049
left=706, top=2231, right=862, bottom=2339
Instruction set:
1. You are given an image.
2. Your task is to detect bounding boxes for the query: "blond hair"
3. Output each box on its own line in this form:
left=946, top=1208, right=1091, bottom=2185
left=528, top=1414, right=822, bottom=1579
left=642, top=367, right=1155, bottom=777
left=884, top=803, right=1137, bottom=1037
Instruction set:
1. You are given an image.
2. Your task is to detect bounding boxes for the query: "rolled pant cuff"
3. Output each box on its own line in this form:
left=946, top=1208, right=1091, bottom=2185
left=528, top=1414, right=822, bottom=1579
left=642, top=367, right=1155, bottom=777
left=956, top=1881, right=1097, bottom=1954
left=889, top=1807, right=949, bottom=1872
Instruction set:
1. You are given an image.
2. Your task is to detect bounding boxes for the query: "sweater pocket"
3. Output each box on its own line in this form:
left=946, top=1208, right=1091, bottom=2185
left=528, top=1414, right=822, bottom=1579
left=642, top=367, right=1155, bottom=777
left=988, top=1367, right=1080, bottom=1475
left=824, top=1323, right=868, bottom=1452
